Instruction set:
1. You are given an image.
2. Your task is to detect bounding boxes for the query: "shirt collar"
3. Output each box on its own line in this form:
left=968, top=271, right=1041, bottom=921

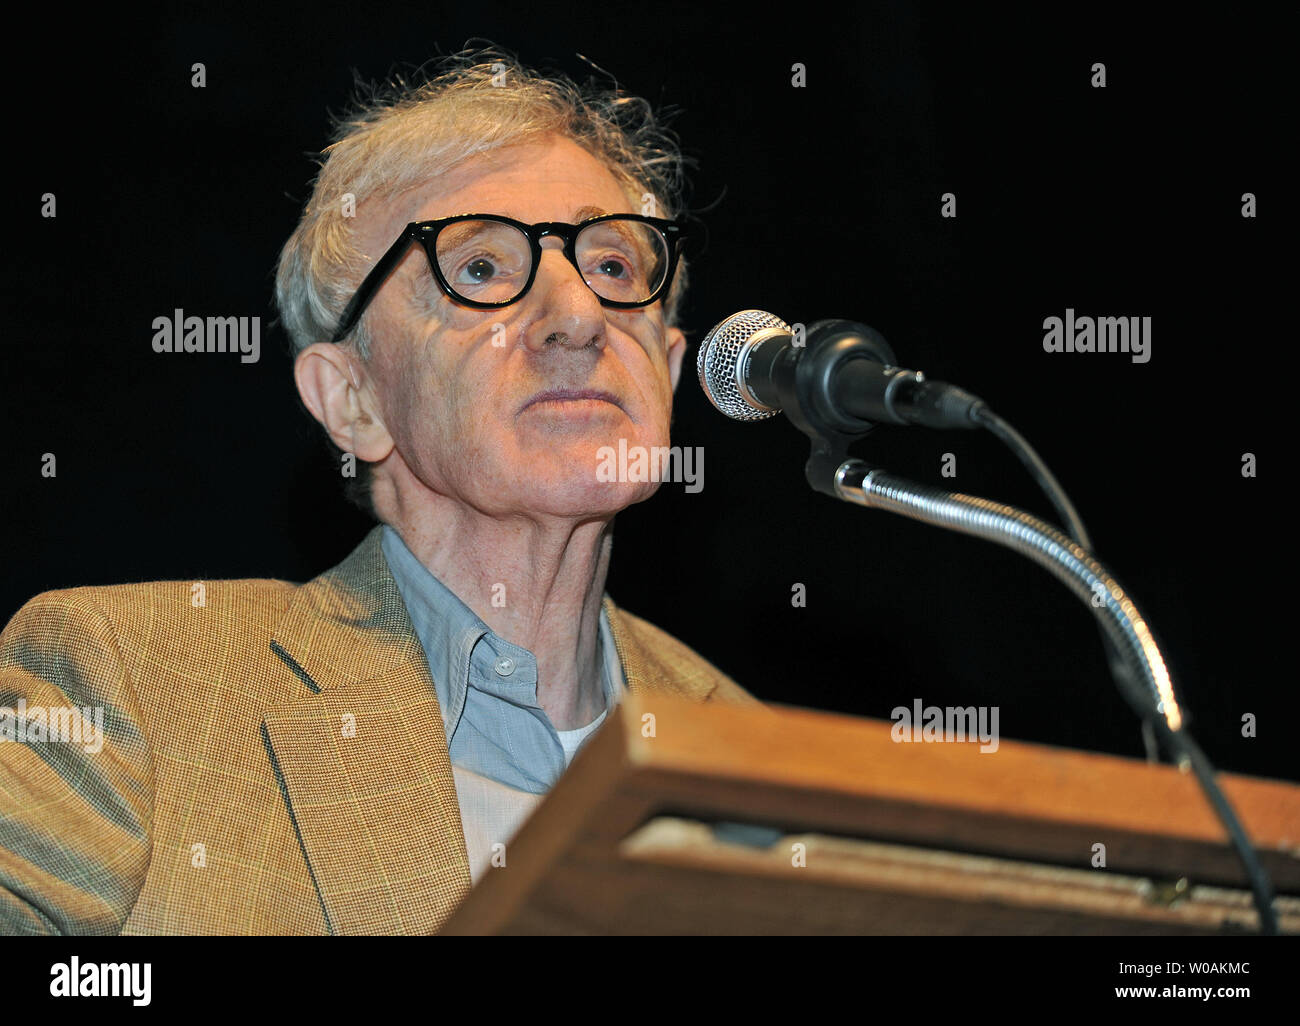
left=380, top=524, right=624, bottom=741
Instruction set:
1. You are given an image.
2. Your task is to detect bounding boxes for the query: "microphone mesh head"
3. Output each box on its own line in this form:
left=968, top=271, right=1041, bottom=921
left=696, top=309, right=790, bottom=421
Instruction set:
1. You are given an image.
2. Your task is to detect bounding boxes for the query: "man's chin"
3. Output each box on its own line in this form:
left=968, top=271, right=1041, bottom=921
left=522, top=475, right=662, bottom=519
left=506, top=431, right=674, bottom=511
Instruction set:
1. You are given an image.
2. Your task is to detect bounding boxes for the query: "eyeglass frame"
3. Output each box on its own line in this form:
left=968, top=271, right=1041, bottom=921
left=329, top=212, right=688, bottom=344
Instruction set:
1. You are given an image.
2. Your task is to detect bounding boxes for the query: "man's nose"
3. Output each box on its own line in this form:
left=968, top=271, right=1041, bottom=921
left=521, top=239, right=607, bottom=353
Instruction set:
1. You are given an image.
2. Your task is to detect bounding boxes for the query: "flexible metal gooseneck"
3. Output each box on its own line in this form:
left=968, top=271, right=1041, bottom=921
left=831, top=459, right=1278, bottom=934
left=832, top=462, right=1180, bottom=731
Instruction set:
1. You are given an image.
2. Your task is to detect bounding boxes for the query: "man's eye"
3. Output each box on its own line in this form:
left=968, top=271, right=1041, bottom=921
left=595, top=256, right=630, bottom=278
left=459, top=257, right=497, bottom=283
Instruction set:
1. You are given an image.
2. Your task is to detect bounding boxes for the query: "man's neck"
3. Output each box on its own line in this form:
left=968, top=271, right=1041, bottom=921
left=386, top=502, right=614, bottom=731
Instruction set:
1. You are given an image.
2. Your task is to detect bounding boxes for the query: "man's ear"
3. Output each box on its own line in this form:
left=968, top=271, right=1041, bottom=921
left=293, top=343, right=394, bottom=464
left=666, top=325, right=687, bottom=394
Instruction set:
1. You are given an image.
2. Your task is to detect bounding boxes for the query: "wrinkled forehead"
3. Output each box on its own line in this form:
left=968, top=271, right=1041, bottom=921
left=358, top=136, right=644, bottom=251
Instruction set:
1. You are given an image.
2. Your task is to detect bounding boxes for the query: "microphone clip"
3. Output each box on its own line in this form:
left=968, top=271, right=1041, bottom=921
left=776, top=320, right=897, bottom=497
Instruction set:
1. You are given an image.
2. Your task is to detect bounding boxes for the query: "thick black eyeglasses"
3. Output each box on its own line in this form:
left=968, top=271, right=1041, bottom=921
left=330, top=213, right=687, bottom=343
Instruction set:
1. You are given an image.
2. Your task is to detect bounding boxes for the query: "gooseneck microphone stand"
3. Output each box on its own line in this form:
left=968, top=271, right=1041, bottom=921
left=698, top=311, right=1280, bottom=934
left=832, top=462, right=1179, bottom=732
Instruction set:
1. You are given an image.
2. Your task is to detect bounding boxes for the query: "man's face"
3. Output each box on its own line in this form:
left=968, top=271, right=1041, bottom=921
left=357, top=134, right=687, bottom=520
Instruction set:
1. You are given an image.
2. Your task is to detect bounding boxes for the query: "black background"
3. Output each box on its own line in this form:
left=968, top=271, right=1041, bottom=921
left=5, top=3, right=1290, bottom=781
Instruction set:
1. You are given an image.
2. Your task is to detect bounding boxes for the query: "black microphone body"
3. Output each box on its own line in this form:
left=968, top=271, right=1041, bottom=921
left=738, top=318, right=984, bottom=432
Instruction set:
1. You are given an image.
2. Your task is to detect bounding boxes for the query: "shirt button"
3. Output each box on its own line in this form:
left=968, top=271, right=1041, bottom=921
left=494, top=656, right=516, bottom=677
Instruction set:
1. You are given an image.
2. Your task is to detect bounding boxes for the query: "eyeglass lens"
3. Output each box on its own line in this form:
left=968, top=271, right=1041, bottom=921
left=433, top=219, right=670, bottom=305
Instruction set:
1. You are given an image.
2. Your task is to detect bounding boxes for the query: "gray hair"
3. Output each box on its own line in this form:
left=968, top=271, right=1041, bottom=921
left=274, top=47, right=694, bottom=516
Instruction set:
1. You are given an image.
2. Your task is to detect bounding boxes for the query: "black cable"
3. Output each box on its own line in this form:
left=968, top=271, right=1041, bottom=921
left=1155, top=722, right=1280, bottom=936
left=973, top=406, right=1159, bottom=761
left=971, top=404, right=1279, bottom=935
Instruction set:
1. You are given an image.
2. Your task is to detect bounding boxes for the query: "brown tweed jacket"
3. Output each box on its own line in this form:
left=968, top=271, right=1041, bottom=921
left=0, top=525, right=759, bottom=935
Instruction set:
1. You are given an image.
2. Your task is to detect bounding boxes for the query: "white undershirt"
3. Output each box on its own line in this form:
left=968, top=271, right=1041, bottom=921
left=555, top=708, right=608, bottom=766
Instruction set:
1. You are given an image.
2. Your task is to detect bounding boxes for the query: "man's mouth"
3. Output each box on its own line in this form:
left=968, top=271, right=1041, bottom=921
left=519, top=388, right=624, bottom=414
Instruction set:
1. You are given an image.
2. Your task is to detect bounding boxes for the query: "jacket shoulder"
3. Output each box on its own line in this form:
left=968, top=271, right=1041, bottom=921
left=6, top=575, right=296, bottom=655
left=13, top=575, right=299, bottom=621
left=2, top=575, right=305, bottom=722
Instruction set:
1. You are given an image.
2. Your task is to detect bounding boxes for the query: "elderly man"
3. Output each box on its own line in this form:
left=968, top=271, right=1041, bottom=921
left=0, top=50, right=758, bottom=936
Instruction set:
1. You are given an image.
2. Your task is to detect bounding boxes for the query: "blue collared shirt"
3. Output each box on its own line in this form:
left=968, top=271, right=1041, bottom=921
left=381, top=525, right=625, bottom=795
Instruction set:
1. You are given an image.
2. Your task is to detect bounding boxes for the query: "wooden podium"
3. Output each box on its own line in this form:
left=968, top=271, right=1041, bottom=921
left=439, top=693, right=1300, bottom=934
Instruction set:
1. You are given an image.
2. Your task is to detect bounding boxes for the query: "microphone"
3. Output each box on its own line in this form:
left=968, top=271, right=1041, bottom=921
left=696, top=309, right=985, bottom=431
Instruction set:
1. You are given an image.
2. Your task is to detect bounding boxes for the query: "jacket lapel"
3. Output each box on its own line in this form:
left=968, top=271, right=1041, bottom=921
left=262, top=526, right=470, bottom=935
left=603, top=596, right=724, bottom=703
left=261, top=525, right=718, bottom=934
